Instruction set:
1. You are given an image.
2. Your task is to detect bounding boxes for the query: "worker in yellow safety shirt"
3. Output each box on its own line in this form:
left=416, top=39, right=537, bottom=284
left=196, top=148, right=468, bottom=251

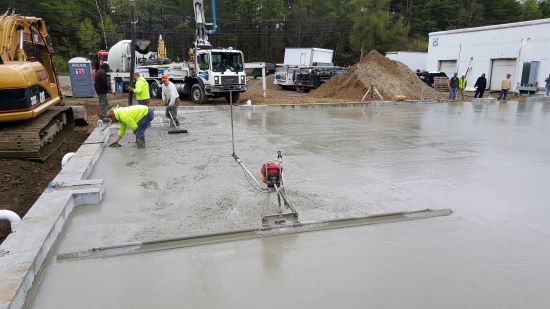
left=127, top=73, right=150, bottom=105
left=106, top=105, right=154, bottom=149
left=458, top=75, right=467, bottom=101
left=498, top=74, right=512, bottom=101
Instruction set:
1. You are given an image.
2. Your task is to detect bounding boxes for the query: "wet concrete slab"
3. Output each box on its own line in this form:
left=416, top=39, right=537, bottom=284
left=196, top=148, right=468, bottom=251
left=25, top=101, right=550, bottom=308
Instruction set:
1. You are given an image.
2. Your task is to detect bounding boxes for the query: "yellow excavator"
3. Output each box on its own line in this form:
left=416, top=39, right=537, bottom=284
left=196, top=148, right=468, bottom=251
left=0, top=13, right=79, bottom=161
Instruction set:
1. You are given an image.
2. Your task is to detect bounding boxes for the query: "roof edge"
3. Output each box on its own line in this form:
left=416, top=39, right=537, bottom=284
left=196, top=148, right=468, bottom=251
left=429, top=18, right=550, bottom=36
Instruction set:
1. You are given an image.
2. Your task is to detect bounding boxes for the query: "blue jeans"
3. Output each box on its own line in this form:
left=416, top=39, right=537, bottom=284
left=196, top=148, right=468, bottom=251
left=136, top=108, right=154, bottom=138
left=449, top=87, right=458, bottom=100
left=498, top=89, right=508, bottom=100
left=116, top=81, right=124, bottom=93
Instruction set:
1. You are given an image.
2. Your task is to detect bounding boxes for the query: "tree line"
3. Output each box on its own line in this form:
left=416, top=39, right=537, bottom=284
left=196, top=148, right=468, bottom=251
left=1, top=0, right=549, bottom=71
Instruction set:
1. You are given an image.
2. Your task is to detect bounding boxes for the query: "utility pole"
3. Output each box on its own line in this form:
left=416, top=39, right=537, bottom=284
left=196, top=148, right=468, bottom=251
left=128, top=0, right=137, bottom=106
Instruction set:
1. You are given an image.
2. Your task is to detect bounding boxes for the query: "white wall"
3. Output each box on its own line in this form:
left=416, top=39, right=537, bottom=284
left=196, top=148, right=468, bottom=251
left=427, top=19, right=550, bottom=92
left=386, top=52, right=427, bottom=72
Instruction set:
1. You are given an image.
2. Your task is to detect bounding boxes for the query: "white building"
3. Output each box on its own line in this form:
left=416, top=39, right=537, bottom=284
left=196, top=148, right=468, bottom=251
left=385, top=51, right=427, bottom=72
left=427, top=18, right=550, bottom=92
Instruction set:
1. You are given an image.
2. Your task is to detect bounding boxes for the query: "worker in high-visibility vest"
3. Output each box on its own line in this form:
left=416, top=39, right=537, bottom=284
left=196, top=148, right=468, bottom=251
left=128, top=73, right=151, bottom=105
left=458, top=75, right=467, bottom=101
left=106, top=105, right=154, bottom=149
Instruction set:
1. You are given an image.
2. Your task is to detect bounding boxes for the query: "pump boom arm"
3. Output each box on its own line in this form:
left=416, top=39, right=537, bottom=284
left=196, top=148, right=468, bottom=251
left=193, top=0, right=217, bottom=48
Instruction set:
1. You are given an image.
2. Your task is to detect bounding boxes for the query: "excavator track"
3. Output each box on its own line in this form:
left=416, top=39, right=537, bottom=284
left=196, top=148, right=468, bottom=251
left=0, top=106, right=75, bottom=161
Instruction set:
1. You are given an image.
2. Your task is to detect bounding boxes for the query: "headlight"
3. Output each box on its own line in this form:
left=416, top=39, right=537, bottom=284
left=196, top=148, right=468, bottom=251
left=240, top=75, right=245, bottom=84
left=214, top=76, right=220, bottom=85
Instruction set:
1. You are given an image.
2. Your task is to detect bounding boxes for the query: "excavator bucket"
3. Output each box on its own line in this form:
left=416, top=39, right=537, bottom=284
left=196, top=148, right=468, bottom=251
left=71, top=106, right=88, bottom=126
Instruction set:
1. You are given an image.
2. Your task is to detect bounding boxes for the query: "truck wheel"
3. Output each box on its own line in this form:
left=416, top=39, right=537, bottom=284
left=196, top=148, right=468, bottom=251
left=302, top=88, right=311, bottom=93
left=191, top=84, right=207, bottom=104
left=225, top=92, right=240, bottom=103
left=150, top=81, right=161, bottom=99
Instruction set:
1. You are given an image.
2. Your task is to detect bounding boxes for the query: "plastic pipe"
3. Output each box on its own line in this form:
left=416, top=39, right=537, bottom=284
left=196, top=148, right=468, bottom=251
left=207, top=0, right=217, bottom=34
left=0, top=210, right=21, bottom=232
left=19, top=29, right=23, bottom=49
left=61, top=152, right=75, bottom=167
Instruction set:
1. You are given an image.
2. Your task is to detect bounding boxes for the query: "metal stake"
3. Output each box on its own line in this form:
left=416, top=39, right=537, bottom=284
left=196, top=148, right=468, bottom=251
left=128, top=0, right=137, bottom=106
left=229, top=90, right=235, bottom=156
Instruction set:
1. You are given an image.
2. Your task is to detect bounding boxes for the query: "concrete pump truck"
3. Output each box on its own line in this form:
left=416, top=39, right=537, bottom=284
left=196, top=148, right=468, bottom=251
left=108, top=0, right=247, bottom=104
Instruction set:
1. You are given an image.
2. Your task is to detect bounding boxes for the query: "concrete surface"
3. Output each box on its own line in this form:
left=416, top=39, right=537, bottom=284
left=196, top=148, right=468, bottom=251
left=472, top=97, right=497, bottom=103
left=18, top=102, right=550, bottom=308
left=526, top=95, right=550, bottom=103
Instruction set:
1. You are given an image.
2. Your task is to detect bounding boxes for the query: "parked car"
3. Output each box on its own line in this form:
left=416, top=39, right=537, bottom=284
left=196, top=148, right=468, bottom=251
left=252, top=63, right=276, bottom=78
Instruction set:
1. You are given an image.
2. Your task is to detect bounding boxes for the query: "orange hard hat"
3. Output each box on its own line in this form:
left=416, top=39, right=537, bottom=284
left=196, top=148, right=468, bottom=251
left=161, top=75, right=168, bottom=81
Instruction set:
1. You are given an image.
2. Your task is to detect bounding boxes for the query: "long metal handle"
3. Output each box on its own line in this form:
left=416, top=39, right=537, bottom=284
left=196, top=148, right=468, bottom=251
left=274, top=183, right=296, bottom=213
left=233, top=154, right=264, bottom=189
left=230, top=90, right=235, bottom=156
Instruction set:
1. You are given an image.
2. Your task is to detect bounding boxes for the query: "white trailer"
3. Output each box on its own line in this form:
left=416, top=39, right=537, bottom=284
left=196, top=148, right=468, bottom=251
left=427, top=18, right=550, bottom=93
left=283, top=48, right=334, bottom=66
left=274, top=48, right=339, bottom=89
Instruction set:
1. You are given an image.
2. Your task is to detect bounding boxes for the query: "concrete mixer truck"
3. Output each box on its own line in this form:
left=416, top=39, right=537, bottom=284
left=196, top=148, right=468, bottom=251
left=108, top=0, right=247, bottom=104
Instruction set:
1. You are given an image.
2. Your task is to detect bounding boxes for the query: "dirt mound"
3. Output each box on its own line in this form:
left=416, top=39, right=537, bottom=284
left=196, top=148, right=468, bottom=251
left=310, top=50, right=445, bottom=101
left=242, top=75, right=279, bottom=100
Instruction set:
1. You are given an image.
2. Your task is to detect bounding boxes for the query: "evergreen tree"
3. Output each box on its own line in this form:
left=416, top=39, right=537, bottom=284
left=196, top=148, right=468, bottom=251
left=482, top=0, right=522, bottom=24
left=350, top=0, right=408, bottom=56
left=412, top=0, right=460, bottom=34
left=1, top=0, right=548, bottom=66
left=521, top=0, right=542, bottom=20
left=103, top=16, right=123, bottom=49
left=77, top=18, right=101, bottom=54
left=540, top=0, right=550, bottom=17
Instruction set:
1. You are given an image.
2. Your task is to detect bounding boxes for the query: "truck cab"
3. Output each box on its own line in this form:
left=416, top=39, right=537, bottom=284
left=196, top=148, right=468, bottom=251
left=193, top=48, right=247, bottom=103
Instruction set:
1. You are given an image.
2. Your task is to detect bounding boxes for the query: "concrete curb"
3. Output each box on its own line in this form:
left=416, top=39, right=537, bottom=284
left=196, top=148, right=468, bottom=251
left=472, top=98, right=498, bottom=103
left=241, top=100, right=444, bottom=107
left=526, top=96, right=550, bottom=103
left=0, top=125, right=110, bottom=309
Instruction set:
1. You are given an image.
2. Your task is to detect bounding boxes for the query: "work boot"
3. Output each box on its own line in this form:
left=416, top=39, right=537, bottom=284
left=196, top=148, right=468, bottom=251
left=136, top=136, right=145, bottom=149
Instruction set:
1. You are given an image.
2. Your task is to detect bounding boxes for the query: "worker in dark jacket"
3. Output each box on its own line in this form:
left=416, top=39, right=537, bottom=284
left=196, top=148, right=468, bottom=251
left=449, top=73, right=459, bottom=101
left=94, top=62, right=111, bottom=121
left=474, top=73, right=487, bottom=98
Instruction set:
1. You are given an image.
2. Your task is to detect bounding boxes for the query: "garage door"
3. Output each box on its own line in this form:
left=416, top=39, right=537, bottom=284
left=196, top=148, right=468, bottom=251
left=439, top=60, right=457, bottom=78
left=490, top=59, right=516, bottom=90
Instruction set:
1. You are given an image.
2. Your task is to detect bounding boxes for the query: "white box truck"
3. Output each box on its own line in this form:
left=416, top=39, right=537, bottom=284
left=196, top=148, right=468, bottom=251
left=275, top=48, right=344, bottom=90
left=283, top=48, right=334, bottom=66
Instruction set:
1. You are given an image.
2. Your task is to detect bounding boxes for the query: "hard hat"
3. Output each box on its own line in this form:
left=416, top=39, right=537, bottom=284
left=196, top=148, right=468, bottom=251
left=161, top=75, right=168, bottom=81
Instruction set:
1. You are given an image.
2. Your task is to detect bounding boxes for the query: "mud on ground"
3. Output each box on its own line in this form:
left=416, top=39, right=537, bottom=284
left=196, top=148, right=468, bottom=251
left=0, top=128, right=90, bottom=244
